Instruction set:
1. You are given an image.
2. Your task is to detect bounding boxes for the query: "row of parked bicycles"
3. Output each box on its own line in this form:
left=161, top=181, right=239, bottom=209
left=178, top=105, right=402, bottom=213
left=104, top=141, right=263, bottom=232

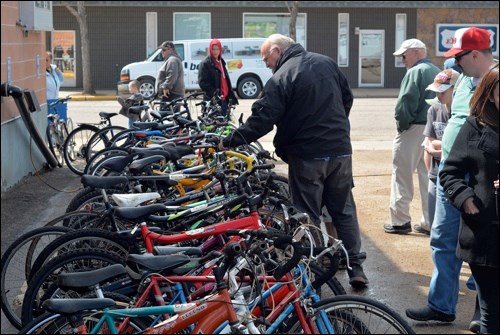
left=1, top=94, right=415, bottom=333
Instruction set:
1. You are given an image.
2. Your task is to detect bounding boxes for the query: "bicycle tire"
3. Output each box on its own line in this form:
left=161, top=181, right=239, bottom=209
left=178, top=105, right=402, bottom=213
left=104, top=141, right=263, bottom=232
left=38, top=210, right=102, bottom=230
left=19, top=294, right=147, bottom=334
left=29, top=229, right=133, bottom=282
left=65, top=187, right=124, bottom=213
left=65, top=117, right=74, bottom=135
left=288, top=295, right=416, bottom=334
left=83, top=147, right=130, bottom=175
left=0, top=226, right=73, bottom=330
left=46, top=124, right=64, bottom=167
left=106, top=128, right=139, bottom=149
left=85, top=125, right=127, bottom=161
left=21, top=249, right=125, bottom=327
left=63, top=124, right=99, bottom=175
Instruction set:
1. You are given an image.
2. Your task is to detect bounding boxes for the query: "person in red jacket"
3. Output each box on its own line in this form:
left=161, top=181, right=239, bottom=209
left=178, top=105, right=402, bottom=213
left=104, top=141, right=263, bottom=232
left=198, top=39, right=238, bottom=118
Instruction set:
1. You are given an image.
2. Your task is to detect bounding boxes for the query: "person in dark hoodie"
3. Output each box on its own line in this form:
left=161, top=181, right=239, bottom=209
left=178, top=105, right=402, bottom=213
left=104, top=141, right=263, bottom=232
left=219, top=33, right=369, bottom=288
left=198, top=39, right=238, bottom=117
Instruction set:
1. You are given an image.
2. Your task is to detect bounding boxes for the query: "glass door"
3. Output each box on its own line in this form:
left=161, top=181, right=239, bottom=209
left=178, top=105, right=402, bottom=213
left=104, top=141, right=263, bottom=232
left=52, top=30, right=76, bottom=87
left=358, top=30, right=384, bottom=87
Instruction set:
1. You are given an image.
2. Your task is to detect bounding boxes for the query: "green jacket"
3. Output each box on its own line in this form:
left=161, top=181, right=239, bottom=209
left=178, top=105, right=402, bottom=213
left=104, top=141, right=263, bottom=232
left=395, top=60, right=440, bottom=132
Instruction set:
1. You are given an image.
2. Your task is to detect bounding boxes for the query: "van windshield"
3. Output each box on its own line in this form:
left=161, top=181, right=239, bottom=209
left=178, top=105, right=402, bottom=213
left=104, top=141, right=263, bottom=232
left=147, top=45, right=185, bottom=62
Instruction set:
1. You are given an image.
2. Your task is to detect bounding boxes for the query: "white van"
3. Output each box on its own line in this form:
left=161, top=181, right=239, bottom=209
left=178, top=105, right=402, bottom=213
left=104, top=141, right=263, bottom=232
left=117, top=38, right=272, bottom=100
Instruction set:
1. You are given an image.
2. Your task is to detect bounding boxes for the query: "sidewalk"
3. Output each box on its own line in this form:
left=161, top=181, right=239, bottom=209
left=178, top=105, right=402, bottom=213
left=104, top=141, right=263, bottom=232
left=60, top=88, right=400, bottom=101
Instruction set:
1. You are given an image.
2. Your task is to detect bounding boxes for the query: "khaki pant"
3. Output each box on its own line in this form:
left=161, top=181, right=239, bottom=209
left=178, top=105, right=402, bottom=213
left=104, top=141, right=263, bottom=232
left=389, top=124, right=429, bottom=227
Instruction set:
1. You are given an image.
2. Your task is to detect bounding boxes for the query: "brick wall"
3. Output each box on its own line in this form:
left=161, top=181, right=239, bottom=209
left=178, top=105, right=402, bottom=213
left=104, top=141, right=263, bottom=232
left=1, top=1, right=46, bottom=123
left=417, top=8, right=498, bottom=68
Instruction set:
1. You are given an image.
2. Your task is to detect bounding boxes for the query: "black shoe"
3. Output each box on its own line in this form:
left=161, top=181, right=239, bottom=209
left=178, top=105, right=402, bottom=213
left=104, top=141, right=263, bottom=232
left=405, top=306, right=455, bottom=322
left=469, top=320, right=481, bottom=333
left=384, top=222, right=411, bottom=234
left=413, top=224, right=430, bottom=235
left=469, top=296, right=481, bottom=333
left=348, top=264, right=369, bottom=288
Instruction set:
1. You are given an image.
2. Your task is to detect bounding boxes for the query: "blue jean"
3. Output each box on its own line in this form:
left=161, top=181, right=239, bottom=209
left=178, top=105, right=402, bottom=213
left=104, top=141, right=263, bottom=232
left=427, top=160, right=464, bottom=315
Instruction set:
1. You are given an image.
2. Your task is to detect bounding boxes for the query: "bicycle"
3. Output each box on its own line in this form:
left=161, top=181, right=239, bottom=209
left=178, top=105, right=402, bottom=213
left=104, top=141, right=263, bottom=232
left=20, top=227, right=414, bottom=334
left=19, top=167, right=337, bottom=326
left=46, top=97, right=74, bottom=167
left=63, top=111, right=125, bottom=175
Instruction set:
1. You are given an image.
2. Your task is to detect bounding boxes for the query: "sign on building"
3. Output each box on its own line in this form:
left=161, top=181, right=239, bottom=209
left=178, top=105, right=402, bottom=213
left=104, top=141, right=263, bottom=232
left=436, top=24, right=498, bottom=56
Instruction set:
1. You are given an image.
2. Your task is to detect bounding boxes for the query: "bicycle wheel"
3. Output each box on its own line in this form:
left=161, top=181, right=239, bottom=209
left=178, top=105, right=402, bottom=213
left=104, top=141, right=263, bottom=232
left=287, top=295, right=416, bottom=334
left=46, top=124, right=64, bottom=167
left=65, top=187, right=124, bottom=213
left=0, top=226, right=73, bottom=330
left=63, top=124, right=99, bottom=175
left=21, top=249, right=125, bottom=327
left=29, top=229, right=133, bottom=281
left=21, top=308, right=149, bottom=334
left=83, top=147, right=130, bottom=176
left=107, top=129, right=139, bottom=149
left=19, top=312, right=73, bottom=334
left=85, top=125, right=127, bottom=161
left=65, top=117, right=74, bottom=135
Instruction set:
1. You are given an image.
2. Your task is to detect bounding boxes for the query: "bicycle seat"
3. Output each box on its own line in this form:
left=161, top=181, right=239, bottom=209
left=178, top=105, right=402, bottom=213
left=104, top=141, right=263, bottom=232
left=99, top=111, right=118, bottom=119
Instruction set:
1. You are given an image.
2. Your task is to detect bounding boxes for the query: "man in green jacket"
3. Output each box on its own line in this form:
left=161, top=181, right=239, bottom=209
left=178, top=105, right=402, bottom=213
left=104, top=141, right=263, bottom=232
left=384, top=39, right=440, bottom=234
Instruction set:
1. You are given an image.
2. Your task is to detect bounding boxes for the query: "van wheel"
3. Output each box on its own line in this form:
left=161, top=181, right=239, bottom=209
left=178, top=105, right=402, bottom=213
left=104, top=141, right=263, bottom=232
left=237, top=77, right=261, bottom=99
left=139, top=79, right=156, bottom=100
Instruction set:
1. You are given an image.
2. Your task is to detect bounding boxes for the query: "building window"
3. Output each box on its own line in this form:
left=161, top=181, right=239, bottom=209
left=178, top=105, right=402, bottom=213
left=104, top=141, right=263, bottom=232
left=174, top=13, right=211, bottom=40
left=146, top=12, right=157, bottom=58
left=243, top=13, right=306, bottom=48
left=338, top=13, right=349, bottom=67
left=395, top=13, right=406, bottom=68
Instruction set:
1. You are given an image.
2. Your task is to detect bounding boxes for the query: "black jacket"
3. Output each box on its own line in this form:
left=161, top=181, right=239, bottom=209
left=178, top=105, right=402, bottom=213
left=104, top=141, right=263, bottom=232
left=198, top=56, right=238, bottom=103
left=440, top=116, right=499, bottom=267
left=223, top=44, right=353, bottom=163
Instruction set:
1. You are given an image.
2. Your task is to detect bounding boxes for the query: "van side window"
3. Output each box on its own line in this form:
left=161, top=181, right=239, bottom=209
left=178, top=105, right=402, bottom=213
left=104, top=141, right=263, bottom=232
left=175, top=44, right=185, bottom=61
left=153, top=51, right=164, bottom=62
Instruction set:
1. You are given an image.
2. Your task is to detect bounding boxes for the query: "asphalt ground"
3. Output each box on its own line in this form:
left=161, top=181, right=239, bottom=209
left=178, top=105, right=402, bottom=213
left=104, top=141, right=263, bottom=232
left=1, top=96, right=476, bottom=334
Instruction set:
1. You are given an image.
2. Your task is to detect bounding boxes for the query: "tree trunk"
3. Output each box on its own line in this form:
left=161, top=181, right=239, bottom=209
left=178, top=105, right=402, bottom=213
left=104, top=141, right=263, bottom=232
left=63, top=1, right=95, bottom=94
left=286, top=1, right=299, bottom=42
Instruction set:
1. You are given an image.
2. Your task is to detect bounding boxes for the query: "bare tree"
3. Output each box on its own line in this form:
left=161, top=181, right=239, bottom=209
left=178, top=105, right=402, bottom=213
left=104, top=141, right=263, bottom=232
left=62, top=1, right=95, bottom=94
left=285, top=1, right=299, bottom=42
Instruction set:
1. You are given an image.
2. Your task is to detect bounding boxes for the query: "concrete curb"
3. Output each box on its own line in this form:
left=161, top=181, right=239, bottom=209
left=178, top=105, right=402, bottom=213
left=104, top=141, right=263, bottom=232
left=66, top=95, right=117, bottom=101
left=61, top=89, right=399, bottom=101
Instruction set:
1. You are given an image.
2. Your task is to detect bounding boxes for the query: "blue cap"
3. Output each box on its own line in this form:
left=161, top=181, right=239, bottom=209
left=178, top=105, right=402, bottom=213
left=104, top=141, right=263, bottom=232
left=443, top=58, right=462, bottom=73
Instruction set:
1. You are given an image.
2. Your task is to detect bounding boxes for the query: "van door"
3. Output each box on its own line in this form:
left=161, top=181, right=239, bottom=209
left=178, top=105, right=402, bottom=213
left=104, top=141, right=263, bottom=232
left=173, top=43, right=188, bottom=90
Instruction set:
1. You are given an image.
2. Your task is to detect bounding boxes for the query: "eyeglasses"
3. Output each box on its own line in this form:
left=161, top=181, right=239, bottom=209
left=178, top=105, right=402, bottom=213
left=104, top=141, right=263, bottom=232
left=401, top=50, right=412, bottom=60
left=454, top=50, right=472, bottom=62
left=262, top=48, right=277, bottom=63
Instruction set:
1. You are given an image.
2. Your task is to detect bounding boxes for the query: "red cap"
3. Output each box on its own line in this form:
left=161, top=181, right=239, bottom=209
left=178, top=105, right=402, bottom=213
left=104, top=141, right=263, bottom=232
left=444, top=27, right=491, bottom=58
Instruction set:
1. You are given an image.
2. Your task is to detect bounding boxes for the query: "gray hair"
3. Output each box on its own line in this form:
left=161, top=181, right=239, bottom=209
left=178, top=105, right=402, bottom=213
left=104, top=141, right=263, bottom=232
left=266, top=34, right=295, bottom=50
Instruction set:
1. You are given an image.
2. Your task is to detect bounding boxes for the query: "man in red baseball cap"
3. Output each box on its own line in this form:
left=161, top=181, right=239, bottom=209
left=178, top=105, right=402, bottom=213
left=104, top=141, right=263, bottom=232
left=406, top=26, right=496, bottom=333
left=444, top=26, right=492, bottom=58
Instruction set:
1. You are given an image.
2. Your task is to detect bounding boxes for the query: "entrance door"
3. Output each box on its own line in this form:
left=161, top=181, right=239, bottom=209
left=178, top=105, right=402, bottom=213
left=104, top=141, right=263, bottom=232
left=359, top=30, right=384, bottom=87
left=52, top=31, right=76, bottom=87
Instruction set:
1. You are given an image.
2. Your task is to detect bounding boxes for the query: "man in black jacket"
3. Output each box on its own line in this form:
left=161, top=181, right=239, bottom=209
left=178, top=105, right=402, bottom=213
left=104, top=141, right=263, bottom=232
left=221, top=34, right=368, bottom=287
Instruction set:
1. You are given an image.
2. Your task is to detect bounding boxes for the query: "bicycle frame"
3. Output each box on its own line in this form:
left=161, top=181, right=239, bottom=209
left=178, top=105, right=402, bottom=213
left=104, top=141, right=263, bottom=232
left=139, top=210, right=262, bottom=252
left=70, top=278, right=240, bottom=334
